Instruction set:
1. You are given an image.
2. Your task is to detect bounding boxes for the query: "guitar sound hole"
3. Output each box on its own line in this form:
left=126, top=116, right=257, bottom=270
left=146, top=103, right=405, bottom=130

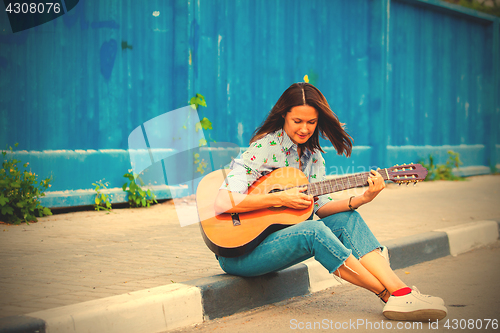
left=267, top=206, right=287, bottom=211
left=267, top=188, right=287, bottom=211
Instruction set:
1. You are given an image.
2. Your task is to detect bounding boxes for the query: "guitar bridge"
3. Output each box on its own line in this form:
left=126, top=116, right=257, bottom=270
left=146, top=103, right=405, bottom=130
left=231, top=213, right=241, bottom=226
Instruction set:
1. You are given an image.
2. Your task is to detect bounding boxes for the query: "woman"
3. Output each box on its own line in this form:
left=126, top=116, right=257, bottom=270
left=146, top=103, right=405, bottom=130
left=214, top=82, right=447, bottom=321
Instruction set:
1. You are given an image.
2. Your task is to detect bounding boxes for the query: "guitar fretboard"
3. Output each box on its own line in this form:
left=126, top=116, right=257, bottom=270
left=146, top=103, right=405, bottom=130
left=304, top=169, right=389, bottom=197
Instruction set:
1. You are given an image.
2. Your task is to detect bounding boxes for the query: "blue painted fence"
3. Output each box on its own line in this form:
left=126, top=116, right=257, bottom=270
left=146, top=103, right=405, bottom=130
left=0, top=0, right=499, bottom=207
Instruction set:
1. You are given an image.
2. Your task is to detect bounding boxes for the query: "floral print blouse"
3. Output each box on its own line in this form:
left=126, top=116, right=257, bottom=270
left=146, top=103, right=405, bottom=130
left=220, top=129, right=333, bottom=214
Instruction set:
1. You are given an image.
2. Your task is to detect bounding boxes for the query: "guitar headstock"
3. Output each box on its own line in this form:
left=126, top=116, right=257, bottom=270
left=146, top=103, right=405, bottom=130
left=386, top=163, right=428, bottom=184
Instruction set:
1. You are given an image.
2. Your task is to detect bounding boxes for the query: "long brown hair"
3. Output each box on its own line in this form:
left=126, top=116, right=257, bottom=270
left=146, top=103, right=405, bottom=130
left=250, top=82, right=353, bottom=157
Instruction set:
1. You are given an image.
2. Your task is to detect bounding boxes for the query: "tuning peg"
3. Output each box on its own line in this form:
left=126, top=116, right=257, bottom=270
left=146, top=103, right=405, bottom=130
left=413, top=181, right=417, bottom=186
left=406, top=182, right=410, bottom=187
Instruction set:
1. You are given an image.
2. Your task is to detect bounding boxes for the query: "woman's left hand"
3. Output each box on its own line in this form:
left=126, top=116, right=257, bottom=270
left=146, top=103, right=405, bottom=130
left=362, top=169, right=385, bottom=203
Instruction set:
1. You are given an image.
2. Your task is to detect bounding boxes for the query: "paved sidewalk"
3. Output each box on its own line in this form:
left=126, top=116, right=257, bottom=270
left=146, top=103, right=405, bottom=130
left=0, top=175, right=499, bottom=319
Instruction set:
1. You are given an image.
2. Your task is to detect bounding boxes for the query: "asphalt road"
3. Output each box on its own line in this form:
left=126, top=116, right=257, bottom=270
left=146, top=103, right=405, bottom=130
left=168, top=241, right=500, bottom=333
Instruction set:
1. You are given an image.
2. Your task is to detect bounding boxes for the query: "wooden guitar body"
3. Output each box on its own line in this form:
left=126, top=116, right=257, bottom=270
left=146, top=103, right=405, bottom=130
left=197, top=167, right=313, bottom=257
left=197, top=164, right=426, bottom=258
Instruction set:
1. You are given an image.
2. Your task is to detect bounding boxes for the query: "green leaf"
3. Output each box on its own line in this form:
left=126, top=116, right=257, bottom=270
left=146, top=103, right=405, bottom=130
left=196, top=94, right=207, bottom=107
left=189, top=96, right=198, bottom=107
left=0, top=195, right=8, bottom=206
left=199, top=117, right=212, bottom=130
left=130, top=182, right=137, bottom=192
left=123, top=173, right=134, bottom=181
left=1, top=206, right=13, bottom=215
left=42, top=207, right=52, bottom=216
left=189, top=93, right=207, bottom=109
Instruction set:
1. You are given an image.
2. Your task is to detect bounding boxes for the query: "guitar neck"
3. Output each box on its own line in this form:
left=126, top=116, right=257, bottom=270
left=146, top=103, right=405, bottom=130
left=305, top=169, right=390, bottom=197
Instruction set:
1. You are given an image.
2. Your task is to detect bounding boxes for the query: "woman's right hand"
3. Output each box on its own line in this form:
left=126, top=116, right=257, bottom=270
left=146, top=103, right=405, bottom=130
left=279, top=186, right=314, bottom=209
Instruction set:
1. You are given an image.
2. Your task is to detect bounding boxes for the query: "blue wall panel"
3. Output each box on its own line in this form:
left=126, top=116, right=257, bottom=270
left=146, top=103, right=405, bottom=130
left=390, top=1, right=491, bottom=149
left=0, top=0, right=498, bottom=208
left=0, top=0, right=191, bottom=151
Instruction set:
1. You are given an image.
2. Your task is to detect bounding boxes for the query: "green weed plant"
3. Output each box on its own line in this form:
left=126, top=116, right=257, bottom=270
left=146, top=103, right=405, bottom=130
left=122, top=172, right=158, bottom=208
left=189, top=93, right=214, bottom=175
left=420, top=150, right=465, bottom=181
left=93, top=179, right=112, bottom=211
left=0, top=143, right=52, bottom=224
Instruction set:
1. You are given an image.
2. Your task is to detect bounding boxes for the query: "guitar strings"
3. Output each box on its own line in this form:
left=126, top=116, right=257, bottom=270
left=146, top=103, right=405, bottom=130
left=279, top=169, right=389, bottom=197
left=306, top=171, right=373, bottom=197
left=304, top=169, right=389, bottom=197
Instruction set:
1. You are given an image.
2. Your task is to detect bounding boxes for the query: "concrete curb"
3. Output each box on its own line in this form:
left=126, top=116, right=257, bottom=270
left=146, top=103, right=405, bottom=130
left=1, top=220, right=498, bottom=333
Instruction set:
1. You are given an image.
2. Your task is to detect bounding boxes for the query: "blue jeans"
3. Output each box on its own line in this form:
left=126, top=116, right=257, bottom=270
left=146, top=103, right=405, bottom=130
left=218, top=211, right=381, bottom=277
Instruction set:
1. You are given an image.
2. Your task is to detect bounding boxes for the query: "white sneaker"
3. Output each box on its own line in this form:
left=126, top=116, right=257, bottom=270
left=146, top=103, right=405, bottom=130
left=410, top=286, right=445, bottom=306
left=383, top=287, right=447, bottom=321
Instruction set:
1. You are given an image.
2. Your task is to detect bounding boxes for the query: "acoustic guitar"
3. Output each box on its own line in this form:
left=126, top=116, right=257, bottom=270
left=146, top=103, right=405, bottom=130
left=197, top=164, right=427, bottom=258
